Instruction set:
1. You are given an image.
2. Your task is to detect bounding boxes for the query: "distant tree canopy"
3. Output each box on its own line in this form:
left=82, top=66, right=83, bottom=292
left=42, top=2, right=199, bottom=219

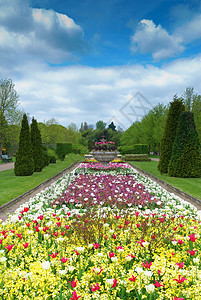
left=0, top=79, right=23, bottom=155
left=120, top=103, right=168, bottom=152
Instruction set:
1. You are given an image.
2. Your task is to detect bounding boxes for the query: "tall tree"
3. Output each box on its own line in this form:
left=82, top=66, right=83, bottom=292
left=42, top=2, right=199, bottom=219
left=108, top=121, right=116, bottom=131
left=31, top=118, right=44, bottom=172
left=158, top=96, right=185, bottom=173
left=168, top=111, right=201, bottom=178
left=182, top=87, right=195, bottom=111
left=14, top=114, right=34, bottom=176
left=96, top=120, right=106, bottom=130
left=0, top=79, right=20, bottom=155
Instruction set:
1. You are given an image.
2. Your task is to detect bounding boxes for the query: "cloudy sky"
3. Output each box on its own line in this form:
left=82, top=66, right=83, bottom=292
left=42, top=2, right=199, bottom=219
left=1, top=0, right=201, bottom=129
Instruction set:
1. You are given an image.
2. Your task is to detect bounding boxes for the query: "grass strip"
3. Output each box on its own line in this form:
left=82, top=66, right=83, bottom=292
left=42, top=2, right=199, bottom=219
left=0, top=153, right=83, bottom=206
left=130, top=160, right=201, bottom=200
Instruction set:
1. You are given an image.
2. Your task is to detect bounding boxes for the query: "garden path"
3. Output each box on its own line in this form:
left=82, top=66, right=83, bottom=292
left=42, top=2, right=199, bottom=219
left=0, top=162, right=14, bottom=171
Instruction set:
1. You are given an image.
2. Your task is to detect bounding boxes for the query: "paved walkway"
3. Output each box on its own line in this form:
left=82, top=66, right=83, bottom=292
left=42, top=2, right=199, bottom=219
left=0, top=162, right=14, bottom=171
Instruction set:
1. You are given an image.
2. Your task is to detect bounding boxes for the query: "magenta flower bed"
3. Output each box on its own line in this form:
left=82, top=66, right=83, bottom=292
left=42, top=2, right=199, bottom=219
left=51, top=173, right=161, bottom=208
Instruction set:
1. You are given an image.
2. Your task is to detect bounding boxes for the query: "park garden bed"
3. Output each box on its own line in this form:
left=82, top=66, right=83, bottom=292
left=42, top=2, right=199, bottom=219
left=0, top=163, right=201, bottom=300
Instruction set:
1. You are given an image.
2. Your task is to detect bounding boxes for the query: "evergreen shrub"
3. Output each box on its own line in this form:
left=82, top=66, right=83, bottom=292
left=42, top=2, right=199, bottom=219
left=168, top=111, right=201, bottom=178
left=14, top=114, right=34, bottom=176
left=31, top=118, right=44, bottom=172
left=158, top=97, right=185, bottom=173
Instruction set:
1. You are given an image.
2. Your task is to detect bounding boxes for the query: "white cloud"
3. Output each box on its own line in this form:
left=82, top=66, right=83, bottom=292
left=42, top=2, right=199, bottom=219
left=3, top=54, right=199, bottom=129
left=0, top=0, right=89, bottom=66
left=131, top=19, right=184, bottom=60
left=174, top=14, right=201, bottom=43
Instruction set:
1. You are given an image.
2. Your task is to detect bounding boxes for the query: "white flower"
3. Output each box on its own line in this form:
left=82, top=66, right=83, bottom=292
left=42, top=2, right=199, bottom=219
left=59, top=269, right=67, bottom=276
left=145, top=284, right=155, bottom=294
left=76, top=247, right=85, bottom=253
left=88, top=244, right=94, bottom=248
left=142, top=241, right=149, bottom=247
left=193, top=257, right=200, bottom=265
left=135, top=267, right=143, bottom=274
left=172, top=240, right=177, bottom=246
left=96, top=252, right=103, bottom=257
left=111, top=256, right=118, bottom=262
left=106, top=279, right=114, bottom=287
left=125, top=255, right=132, bottom=262
left=68, top=266, right=76, bottom=272
left=42, top=261, right=51, bottom=270
left=144, top=270, right=153, bottom=278
left=0, top=257, right=7, bottom=263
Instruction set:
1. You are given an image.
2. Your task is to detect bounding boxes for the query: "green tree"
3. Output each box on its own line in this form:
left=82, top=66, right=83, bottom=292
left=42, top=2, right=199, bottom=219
left=96, top=120, right=106, bottom=130
left=108, top=121, right=116, bottom=131
left=0, top=79, right=21, bottom=155
left=192, top=94, right=201, bottom=142
left=14, top=114, right=34, bottom=176
left=31, top=118, right=44, bottom=172
left=168, top=111, right=201, bottom=178
left=182, top=87, right=195, bottom=111
left=158, top=96, right=185, bottom=173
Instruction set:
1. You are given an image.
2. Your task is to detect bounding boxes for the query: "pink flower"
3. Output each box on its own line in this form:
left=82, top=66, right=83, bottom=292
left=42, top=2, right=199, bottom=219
left=173, top=275, right=187, bottom=284
left=112, top=278, right=117, bottom=288
left=70, top=290, right=81, bottom=300
left=189, top=233, right=197, bottom=242
left=49, top=252, right=59, bottom=258
left=60, top=257, right=68, bottom=263
left=93, top=243, right=100, bottom=249
left=5, top=244, right=14, bottom=251
left=187, top=249, right=198, bottom=256
left=176, top=262, right=184, bottom=268
left=109, top=251, right=115, bottom=258
left=136, top=239, right=145, bottom=247
left=142, top=261, right=152, bottom=269
left=129, top=275, right=137, bottom=282
left=23, top=243, right=29, bottom=248
left=172, top=297, right=185, bottom=300
left=178, top=239, right=184, bottom=245
left=69, top=279, right=77, bottom=288
left=91, top=282, right=101, bottom=291
left=56, top=222, right=62, bottom=227
left=154, top=280, right=165, bottom=288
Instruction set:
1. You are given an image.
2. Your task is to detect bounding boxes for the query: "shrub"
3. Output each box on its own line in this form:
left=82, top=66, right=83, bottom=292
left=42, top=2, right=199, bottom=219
left=119, top=144, right=149, bottom=154
left=122, top=154, right=151, bottom=161
left=158, top=96, right=185, bottom=173
left=30, top=118, right=44, bottom=172
left=56, top=143, right=72, bottom=160
left=14, top=114, right=34, bottom=176
left=49, top=155, right=56, bottom=163
left=168, top=111, right=201, bottom=177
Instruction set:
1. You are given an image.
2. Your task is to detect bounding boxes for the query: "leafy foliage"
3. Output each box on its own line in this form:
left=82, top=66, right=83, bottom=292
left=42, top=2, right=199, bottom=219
left=14, top=114, right=34, bottom=176
left=31, top=118, right=44, bottom=172
left=168, top=111, right=201, bottom=178
left=158, top=96, right=185, bottom=173
left=119, top=144, right=149, bottom=154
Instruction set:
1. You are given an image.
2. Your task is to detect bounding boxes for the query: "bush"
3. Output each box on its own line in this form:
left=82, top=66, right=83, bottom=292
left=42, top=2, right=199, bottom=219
left=122, top=154, right=151, bottom=161
left=14, top=114, right=34, bottom=176
left=72, top=144, right=88, bottom=154
left=119, top=144, right=149, bottom=154
left=168, top=111, right=201, bottom=178
left=56, top=143, right=72, bottom=160
left=31, top=118, right=44, bottom=172
left=158, top=97, right=185, bottom=173
left=49, top=155, right=57, bottom=163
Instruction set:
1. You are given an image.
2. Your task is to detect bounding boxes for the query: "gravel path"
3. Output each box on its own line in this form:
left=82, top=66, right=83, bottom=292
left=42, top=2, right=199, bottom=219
left=0, top=162, right=14, bottom=171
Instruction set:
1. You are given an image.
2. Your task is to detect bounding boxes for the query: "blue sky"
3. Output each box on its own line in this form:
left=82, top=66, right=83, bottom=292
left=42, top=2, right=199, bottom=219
left=1, top=0, right=201, bottom=129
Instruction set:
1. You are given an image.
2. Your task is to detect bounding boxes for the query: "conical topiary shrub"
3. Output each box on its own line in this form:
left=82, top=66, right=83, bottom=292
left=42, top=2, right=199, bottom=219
left=31, top=118, right=44, bottom=172
left=168, top=111, right=201, bottom=178
left=158, top=96, right=185, bottom=173
left=14, top=114, right=34, bottom=176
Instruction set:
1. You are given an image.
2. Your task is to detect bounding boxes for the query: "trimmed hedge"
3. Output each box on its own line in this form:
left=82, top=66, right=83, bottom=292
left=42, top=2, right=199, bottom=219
left=122, top=154, right=151, bottom=161
left=56, top=143, right=72, bottom=160
left=168, top=111, right=201, bottom=178
left=119, top=144, right=149, bottom=154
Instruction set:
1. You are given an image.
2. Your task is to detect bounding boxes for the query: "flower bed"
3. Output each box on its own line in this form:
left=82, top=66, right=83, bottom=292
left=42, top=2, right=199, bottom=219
left=0, top=163, right=201, bottom=300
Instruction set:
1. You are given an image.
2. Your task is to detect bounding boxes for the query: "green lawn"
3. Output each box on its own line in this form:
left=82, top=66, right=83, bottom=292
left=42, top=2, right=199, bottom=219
left=0, top=154, right=83, bottom=206
left=130, top=160, right=201, bottom=200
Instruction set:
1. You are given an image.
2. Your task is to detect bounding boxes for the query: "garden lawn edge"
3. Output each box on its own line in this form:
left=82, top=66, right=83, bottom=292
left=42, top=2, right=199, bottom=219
left=0, top=162, right=79, bottom=220
left=129, top=162, right=201, bottom=210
